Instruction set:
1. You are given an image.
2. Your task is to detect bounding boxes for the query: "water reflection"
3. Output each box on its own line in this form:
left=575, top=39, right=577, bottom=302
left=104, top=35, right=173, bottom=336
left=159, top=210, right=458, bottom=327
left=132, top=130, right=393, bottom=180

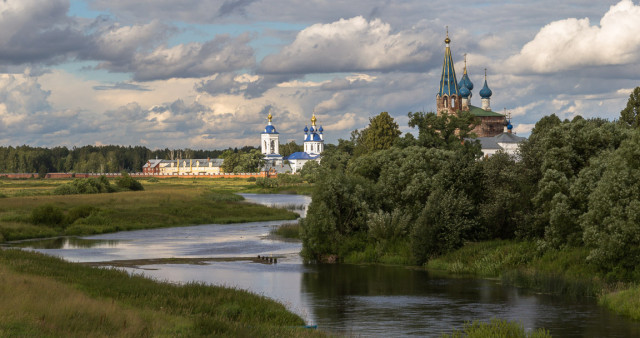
left=9, top=237, right=120, bottom=249
left=300, top=264, right=640, bottom=337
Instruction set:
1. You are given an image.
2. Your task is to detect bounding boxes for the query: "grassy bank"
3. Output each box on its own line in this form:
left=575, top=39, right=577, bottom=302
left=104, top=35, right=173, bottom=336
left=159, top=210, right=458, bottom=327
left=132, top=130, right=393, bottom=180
left=426, top=240, right=606, bottom=298
left=0, top=248, right=320, bottom=336
left=0, top=177, right=300, bottom=242
left=426, top=240, right=640, bottom=321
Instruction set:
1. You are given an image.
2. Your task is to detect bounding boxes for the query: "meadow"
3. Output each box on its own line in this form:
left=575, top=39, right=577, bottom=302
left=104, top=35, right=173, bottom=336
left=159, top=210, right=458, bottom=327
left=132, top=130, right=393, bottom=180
left=0, top=177, right=301, bottom=242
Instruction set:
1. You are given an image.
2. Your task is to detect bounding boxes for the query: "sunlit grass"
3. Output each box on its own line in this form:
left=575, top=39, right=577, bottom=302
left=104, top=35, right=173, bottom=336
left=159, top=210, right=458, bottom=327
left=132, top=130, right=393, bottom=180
left=0, top=249, right=322, bottom=337
left=0, top=178, right=299, bottom=242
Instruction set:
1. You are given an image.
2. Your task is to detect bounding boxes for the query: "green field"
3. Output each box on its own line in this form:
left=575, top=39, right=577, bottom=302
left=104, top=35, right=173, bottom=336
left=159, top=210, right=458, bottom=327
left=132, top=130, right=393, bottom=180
left=0, top=177, right=303, bottom=242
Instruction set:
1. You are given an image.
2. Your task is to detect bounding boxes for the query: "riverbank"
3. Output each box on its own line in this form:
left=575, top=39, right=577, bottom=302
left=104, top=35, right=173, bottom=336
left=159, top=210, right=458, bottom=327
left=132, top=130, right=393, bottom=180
left=426, top=240, right=638, bottom=320
left=0, top=177, right=303, bottom=242
left=0, top=248, right=321, bottom=336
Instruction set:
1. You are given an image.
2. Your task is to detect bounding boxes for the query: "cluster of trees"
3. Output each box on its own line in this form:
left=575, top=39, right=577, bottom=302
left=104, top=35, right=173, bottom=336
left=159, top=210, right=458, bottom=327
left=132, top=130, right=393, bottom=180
left=301, top=89, right=640, bottom=280
left=0, top=145, right=259, bottom=174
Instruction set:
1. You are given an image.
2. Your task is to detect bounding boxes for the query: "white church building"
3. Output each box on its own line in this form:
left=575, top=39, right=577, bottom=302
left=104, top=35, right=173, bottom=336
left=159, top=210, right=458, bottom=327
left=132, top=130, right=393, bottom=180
left=260, top=112, right=325, bottom=174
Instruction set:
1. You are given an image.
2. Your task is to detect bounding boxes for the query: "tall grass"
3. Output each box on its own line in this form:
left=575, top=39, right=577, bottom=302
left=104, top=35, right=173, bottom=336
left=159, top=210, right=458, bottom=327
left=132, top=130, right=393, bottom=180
left=271, top=222, right=301, bottom=239
left=441, top=319, right=551, bottom=338
left=0, top=249, right=321, bottom=337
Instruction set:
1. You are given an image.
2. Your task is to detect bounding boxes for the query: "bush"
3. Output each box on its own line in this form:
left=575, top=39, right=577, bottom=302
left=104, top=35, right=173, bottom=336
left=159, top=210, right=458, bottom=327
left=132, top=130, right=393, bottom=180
left=116, top=172, right=144, bottom=191
left=247, top=176, right=257, bottom=182
left=54, top=176, right=114, bottom=195
left=255, top=177, right=278, bottom=188
left=31, top=205, right=65, bottom=226
left=411, top=189, right=477, bottom=265
left=276, top=173, right=303, bottom=185
left=65, top=205, right=99, bottom=224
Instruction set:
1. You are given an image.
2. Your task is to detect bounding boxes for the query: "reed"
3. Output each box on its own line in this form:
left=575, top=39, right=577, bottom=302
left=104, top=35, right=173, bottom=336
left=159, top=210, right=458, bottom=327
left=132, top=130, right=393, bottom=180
left=271, top=222, right=301, bottom=239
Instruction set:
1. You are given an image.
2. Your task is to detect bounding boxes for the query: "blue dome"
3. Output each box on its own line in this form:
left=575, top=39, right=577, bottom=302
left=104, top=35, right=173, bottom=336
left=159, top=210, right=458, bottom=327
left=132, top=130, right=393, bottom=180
left=310, top=126, right=315, bottom=132
left=263, top=125, right=277, bottom=134
left=479, top=79, right=492, bottom=99
left=507, top=121, right=513, bottom=131
left=306, top=133, right=322, bottom=142
left=304, top=125, right=309, bottom=133
left=458, top=73, right=474, bottom=91
left=459, top=85, right=470, bottom=98
left=318, top=126, right=323, bottom=133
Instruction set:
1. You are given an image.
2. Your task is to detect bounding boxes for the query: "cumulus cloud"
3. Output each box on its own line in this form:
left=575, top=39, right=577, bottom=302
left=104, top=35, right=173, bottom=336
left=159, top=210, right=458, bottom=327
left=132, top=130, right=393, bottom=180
left=260, top=16, right=437, bottom=74
left=506, top=0, right=640, bottom=73
left=0, top=0, right=88, bottom=65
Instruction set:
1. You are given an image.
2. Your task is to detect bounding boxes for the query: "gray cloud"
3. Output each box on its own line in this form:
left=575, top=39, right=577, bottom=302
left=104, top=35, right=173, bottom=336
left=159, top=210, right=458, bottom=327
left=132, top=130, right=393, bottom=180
left=104, top=33, right=256, bottom=81
left=93, top=82, right=151, bottom=91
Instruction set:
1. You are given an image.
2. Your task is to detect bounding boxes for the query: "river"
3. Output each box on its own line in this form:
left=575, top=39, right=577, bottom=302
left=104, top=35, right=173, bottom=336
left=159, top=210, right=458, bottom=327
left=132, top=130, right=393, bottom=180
left=12, top=194, right=640, bottom=337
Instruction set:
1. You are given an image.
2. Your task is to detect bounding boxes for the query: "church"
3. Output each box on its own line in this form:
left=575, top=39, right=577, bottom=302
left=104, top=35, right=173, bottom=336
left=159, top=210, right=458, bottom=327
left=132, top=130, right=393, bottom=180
left=261, top=112, right=324, bottom=174
left=436, top=32, right=506, bottom=137
left=436, top=32, right=525, bottom=156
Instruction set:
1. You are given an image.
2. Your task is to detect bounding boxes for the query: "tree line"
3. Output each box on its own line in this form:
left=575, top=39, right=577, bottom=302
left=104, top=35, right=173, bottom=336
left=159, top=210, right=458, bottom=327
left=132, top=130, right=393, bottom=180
left=0, top=144, right=262, bottom=175
left=300, top=88, right=640, bottom=281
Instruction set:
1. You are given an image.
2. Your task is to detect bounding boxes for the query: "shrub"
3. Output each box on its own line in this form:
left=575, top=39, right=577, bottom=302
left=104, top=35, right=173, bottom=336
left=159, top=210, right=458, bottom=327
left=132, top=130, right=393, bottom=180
left=247, top=176, right=257, bottom=182
left=255, top=177, right=278, bottom=188
left=116, top=172, right=144, bottom=191
left=31, top=204, right=65, bottom=226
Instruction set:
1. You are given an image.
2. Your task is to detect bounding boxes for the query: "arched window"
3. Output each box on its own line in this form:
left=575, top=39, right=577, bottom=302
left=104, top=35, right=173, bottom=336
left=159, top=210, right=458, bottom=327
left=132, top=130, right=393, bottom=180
left=270, top=140, right=275, bottom=154
left=443, top=96, right=448, bottom=108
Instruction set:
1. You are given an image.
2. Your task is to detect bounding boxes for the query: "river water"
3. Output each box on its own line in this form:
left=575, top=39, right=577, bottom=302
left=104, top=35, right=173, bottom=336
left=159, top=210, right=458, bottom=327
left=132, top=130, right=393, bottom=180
left=13, top=194, right=640, bottom=337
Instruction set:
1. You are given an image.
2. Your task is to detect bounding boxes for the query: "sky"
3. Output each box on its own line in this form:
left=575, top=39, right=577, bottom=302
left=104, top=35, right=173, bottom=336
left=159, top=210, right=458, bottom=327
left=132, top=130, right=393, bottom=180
left=1, top=0, right=639, bottom=149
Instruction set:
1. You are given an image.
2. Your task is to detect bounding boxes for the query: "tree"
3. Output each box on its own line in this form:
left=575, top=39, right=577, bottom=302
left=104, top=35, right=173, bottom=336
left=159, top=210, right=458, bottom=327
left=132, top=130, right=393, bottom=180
left=279, top=141, right=302, bottom=157
left=407, top=111, right=478, bottom=151
left=620, top=86, right=640, bottom=128
left=353, top=112, right=401, bottom=156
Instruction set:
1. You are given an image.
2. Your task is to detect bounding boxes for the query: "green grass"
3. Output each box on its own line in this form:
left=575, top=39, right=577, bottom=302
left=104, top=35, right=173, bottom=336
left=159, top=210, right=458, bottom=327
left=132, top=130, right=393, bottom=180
left=0, top=249, right=322, bottom=337
left=271, top=222, right=302, bottom=239
left=599, top=284, right=640, bottom=320
left=441, top=319, right=551, bottom=338
left=0, top=178, right=299, bottom=242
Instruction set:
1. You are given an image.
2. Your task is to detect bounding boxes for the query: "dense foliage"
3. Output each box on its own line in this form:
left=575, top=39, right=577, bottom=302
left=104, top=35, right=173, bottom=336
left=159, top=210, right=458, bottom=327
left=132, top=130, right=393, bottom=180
left=302, top=99, right=640, bottom=280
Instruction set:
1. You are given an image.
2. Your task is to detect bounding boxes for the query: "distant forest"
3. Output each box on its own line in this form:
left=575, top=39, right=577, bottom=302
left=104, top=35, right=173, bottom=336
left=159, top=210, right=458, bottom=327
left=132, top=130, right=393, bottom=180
left=0, top=145, right=260, bottom=174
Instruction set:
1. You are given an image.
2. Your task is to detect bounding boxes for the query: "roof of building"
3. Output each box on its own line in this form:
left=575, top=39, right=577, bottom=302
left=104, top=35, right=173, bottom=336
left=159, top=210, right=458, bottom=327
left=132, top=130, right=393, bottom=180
left=479, top=78, right=492, bottom=98
left=459, top=70, right=474, bottom=91
left=467, top=105, right=505, bottom=117
left=495, top=132, right=526, bottom=144
left=143, top=159, right=163, bottom=168
left=263, top=124, right=278, bottom=134
left=438, top=35, right=459, bottom=97
left=286, top=152, right=320, bottom=160
left=472, top=137, right=502, bottom=150
left=304, top=133, right=323, bottom=142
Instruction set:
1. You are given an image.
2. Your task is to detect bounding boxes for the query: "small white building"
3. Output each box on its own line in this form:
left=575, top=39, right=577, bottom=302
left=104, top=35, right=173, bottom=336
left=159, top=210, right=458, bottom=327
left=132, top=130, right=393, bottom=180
left=473, top=120, right=526, bottom=158
left=261, top=111, right=284, bottom=165
left=287, top=113, right=324, bottom=174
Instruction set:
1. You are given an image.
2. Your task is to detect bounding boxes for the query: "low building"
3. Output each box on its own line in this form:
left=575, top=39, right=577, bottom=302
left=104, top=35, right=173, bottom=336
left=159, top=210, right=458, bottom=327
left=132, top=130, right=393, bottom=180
left=143, top=158, right=224, bottom=175
left=472, top=120, right=526, bottom=158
